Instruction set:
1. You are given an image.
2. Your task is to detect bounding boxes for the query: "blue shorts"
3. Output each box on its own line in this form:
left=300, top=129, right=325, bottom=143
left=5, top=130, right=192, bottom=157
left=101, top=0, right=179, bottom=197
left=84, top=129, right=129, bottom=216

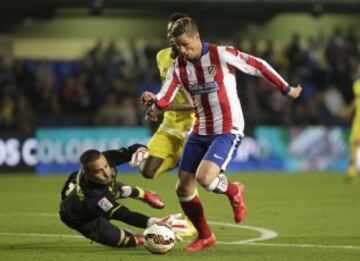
left=179, top=133, right=242, bottom=174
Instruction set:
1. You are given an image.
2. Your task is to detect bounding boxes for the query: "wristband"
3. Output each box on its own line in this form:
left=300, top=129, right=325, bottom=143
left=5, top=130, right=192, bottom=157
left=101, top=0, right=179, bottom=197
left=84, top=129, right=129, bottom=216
left=281, top=85, right=291, bottom=95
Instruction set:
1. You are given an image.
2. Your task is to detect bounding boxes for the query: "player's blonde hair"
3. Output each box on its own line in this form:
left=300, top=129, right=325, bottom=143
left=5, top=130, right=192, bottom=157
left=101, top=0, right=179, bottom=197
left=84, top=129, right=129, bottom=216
left=169, top=17, right=199, bottom=38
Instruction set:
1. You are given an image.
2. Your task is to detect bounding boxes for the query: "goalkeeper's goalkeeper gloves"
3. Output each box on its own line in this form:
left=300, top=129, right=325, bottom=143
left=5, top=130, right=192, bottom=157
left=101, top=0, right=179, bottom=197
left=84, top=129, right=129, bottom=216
left=129, top=147, right=149, bottom=167
left=147, top=213, right=189, bottom=241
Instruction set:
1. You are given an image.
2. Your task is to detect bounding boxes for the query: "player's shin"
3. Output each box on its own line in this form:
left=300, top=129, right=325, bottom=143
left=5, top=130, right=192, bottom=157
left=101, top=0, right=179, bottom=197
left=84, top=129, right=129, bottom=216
left=205, top=173, right=238, bottom=197
left=178, top=193, right=212, bottom=239
left=205, top=174, right=247, bottom=223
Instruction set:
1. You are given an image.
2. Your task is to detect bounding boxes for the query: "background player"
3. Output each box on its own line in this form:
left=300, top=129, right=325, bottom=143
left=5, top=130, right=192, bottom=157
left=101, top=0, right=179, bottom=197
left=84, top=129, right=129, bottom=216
left=141, top=16, right=302, bottom=252
left=346, top=60, right=360, bottom=183
left=140, top=13, right=197, bottom=238
left=59, top=144, right=188, bottom=248
left=140, top=13, right=194, bottom=180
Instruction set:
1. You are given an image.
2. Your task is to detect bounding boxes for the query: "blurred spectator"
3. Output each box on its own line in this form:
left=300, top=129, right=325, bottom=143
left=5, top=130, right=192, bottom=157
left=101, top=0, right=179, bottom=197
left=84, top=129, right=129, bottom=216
left=286, top=33, right=304, bottom=74
left=0, top=28, right=358, bottom=134
left=0, top=90, right=16, bottom=128
left=0, top=55, right=13, bottom=84
left=322, top=84, right=348, bottom=124
left=86, top=40, right=103, bottom=70
left=15, top=94, right=34, bottom=134
left=93, top=94, right=137, bottom=126
left=261, top=39, right=275, bottom=65
left=58, top=75, right=84, bottom=113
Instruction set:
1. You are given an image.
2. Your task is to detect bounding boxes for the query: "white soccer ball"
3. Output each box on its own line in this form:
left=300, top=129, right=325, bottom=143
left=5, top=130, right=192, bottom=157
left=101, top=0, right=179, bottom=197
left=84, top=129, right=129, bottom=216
left=143, top=223, right=176, bottom=254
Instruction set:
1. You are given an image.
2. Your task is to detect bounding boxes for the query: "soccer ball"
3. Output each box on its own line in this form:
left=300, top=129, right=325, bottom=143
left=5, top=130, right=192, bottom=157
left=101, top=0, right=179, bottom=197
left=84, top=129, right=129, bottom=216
left=143, top=223, right=176, bottom=254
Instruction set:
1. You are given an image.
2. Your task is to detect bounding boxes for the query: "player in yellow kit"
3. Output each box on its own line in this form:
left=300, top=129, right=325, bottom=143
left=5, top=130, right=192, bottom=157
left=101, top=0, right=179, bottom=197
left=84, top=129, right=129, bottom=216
left=139, top=13, right=197, bottom=238
left=346, top=61, right=360, bottom=183
left=140, top=14, right=194, bottom=180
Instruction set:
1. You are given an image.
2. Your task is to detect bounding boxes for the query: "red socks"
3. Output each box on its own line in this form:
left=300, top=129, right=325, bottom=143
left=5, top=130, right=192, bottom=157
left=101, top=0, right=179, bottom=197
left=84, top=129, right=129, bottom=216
left=179, top=195, right=212, bottom=239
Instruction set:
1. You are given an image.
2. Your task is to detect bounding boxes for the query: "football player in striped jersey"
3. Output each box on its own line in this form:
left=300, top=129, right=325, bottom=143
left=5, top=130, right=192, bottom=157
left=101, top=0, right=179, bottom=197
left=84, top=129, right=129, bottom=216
left=141, top=16, right=302, bottom=252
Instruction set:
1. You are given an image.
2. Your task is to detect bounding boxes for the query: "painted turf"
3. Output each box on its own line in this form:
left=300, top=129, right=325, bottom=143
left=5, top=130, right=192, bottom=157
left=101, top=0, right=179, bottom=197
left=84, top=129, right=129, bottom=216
left=1, top=213, right=360, bottom=250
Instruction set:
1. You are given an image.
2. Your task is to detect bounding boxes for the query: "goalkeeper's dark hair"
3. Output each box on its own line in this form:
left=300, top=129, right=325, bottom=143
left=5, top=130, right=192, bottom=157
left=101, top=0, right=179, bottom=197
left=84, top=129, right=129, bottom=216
left=80, top=149, right=101, bottom=171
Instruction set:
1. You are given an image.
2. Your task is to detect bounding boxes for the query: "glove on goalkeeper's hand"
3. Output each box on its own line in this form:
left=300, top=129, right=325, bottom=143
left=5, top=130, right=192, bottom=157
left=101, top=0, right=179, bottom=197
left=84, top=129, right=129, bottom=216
left=129, top=147, right=149, bottom=167
left=147, top=213, right=189, bottom=241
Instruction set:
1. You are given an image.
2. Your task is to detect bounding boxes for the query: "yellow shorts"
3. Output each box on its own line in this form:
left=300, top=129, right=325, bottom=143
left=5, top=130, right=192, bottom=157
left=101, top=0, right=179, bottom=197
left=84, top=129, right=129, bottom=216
left=147, top=129, right=186, bottom=168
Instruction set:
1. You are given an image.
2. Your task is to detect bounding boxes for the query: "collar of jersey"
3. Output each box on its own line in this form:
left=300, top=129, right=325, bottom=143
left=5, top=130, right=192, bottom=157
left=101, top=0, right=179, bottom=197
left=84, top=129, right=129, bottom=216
left=187, top=41, right=209, bottom=63
left=201, top=41, right=209, bottom=57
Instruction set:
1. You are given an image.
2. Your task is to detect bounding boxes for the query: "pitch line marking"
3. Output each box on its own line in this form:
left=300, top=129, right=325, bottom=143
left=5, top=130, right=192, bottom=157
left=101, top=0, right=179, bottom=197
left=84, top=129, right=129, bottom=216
left=208, top=221, right=278, bottom=244
left=0, top=232, right=82, bottom=239
left=1, top=231, right=360, bottom=250
left=245, top=242, right=360, bottom=250
left=1, top=213, right=360, bottom=250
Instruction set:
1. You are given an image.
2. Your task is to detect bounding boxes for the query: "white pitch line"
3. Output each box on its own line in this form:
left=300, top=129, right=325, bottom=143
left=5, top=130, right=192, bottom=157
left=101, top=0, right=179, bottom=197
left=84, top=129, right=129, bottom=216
left=208, top=221, right=278, bottom=244
left=1, top=213, right=360, bottom=250
left=0, top=232, right=82, bottom=239
left=0, top=212, right=57, bottom=217
left=1, top=231, right=359, bottom=250
left=245, top=242, right=360, bottom=250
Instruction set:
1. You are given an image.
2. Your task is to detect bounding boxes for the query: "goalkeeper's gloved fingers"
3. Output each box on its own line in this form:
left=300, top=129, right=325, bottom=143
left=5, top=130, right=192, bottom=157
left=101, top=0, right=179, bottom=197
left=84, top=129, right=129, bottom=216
left=175, top=234, right=183, bottom=242
left=129, top=148, right=149, bottom=167
left=158, top=213, right=189, bottom=234
left=169, top=220, right=189, bottom=234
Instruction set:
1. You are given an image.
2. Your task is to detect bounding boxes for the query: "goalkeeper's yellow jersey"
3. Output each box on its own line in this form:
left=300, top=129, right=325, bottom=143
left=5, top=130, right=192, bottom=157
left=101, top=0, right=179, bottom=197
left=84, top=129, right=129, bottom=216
left=156, top=47, right=194, bottom=139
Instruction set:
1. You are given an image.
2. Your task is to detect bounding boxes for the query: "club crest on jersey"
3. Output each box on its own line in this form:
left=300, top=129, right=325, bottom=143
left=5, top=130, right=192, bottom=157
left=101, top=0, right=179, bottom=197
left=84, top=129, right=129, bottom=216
left=207, top=65, right=215, bottom=76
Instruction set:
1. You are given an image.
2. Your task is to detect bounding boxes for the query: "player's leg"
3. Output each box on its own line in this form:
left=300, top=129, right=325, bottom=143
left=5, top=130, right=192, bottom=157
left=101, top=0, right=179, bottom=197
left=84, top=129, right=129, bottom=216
left=141, top=130, right=179, bottom=179
left=196, top=133, right=246, bottom=223
left=346, top=140, right=359, bottom=183
left=177, top=134, right=215, bottom=251
left=78, top=217, right=142, bottom=248
left=140, top=155, right=164, bottom=179
left=346, top=124, right=359, bottom=183
left=143, top=131, right=198, bottom=237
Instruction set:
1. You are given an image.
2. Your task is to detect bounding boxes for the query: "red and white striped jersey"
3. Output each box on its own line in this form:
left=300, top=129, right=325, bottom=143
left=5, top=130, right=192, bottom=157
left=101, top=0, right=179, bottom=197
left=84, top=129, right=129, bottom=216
left=155, top=43, right=289, bottom=136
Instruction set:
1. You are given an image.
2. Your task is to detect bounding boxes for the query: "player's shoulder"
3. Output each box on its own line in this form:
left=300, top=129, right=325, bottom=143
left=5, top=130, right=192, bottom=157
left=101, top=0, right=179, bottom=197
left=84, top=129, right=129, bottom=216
left=156, top=47, right=172, bottom=61
left=209, top=44, right=239, bottom=57
left=353, top=79, right=360, bottom=95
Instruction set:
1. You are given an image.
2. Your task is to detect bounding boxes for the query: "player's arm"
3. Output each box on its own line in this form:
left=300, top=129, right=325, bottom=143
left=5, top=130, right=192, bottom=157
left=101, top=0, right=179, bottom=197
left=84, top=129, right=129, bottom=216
left=60, top=172, right=78, bottom=200
left=144, top=102, right=193, bottom=122
left=93, top=192, right=151, bottom=228
left=342, top=99, right=355, bottom=118
left=224, top=46, right=302, bottom=99
left=165, top=102, right=193, bottom=111
left=94, top=192, right=183, bottom=230
left=102, top=144, right=148, bottom=166
left=115, top=183, right=165, bottom=209
left=141, top=64, right=181, bottom=109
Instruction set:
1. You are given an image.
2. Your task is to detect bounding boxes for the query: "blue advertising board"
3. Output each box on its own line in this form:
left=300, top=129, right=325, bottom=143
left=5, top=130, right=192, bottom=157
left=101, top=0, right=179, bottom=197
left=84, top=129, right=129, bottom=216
left=35, top=127, right=150, bottom=174
left=1, top=126, right=352, bottom=174
left=228, top=126, right=349, bottom=172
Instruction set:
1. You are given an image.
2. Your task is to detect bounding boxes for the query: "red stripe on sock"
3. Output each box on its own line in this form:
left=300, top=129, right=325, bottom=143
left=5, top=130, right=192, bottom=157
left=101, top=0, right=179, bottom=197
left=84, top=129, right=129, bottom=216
left=180, top=195, right=212, bottom=239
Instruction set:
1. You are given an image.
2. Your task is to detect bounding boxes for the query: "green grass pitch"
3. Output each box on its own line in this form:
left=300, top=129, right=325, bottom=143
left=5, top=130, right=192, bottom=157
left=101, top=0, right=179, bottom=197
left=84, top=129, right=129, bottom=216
left=0, top=172, right=359, bottom=261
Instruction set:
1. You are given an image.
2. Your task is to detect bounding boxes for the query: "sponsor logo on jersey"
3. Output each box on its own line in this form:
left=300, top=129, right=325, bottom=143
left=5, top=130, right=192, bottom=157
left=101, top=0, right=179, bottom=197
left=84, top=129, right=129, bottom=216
left=188, top=81, right=219, bottom=94
left=97, top=197, right=114, bottom=212
left=207, top=65, right=215, bottom=75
